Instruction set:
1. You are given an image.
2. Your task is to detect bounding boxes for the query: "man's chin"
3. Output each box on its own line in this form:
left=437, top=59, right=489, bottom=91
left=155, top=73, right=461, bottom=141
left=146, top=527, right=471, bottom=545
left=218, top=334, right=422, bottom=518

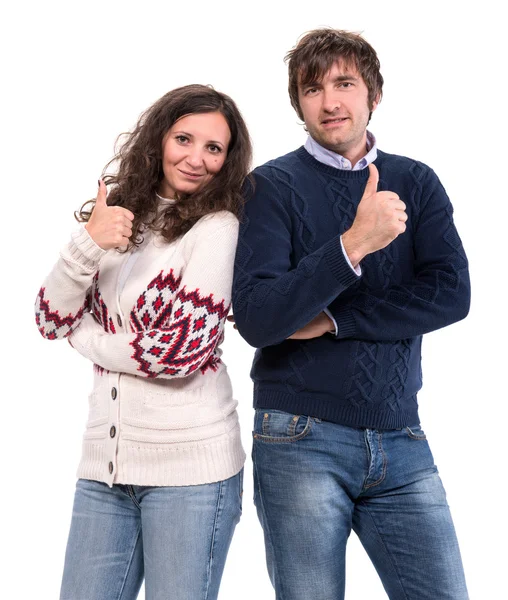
left=317, top=135, right=348, bottom=154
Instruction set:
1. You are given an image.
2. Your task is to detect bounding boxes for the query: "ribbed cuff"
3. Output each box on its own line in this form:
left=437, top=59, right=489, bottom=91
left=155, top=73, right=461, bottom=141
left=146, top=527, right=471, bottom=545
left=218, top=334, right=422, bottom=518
left=64, top=226, right=106, bottom=269
left=335, top=305, right=357, bottom=338
left=323, top=236, right=361, bottom=289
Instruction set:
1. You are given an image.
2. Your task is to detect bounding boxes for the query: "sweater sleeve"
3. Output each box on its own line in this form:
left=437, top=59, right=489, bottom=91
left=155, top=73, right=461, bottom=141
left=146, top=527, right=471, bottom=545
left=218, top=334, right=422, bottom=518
left=232, top=171, right=360, bottom=348
left=35, top=227, right=106, bottom=340
left=328, top=169, right=470, bottom=341
left=68, top=215, right=238, bottom=379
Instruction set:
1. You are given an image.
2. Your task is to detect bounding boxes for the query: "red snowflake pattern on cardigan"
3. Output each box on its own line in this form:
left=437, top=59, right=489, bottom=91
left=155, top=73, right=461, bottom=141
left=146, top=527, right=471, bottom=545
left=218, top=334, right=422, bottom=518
left=129, top=270, right=228, bottom=378
left=91, top=272, right=116, bottom=334
left=35, top=287, right=90, bottom=340
left=130, top=270, right=182, bottom=333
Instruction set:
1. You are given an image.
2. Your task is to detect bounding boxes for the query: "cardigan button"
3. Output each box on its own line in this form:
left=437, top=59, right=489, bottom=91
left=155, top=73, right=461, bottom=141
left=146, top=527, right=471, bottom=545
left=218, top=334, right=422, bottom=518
left=110, top=425, right=116, bottom=438
left=116, top=314, right=122, bottom=328
left=108, top=462, right=113, bottom=474
left=111, top=387, right=117, bottom=400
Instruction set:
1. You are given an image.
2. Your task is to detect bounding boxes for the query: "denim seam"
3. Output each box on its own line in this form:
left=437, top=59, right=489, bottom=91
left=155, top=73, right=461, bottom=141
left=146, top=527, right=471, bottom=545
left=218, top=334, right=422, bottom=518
left=253, top=444, right=284, bottom=600
left=358, top=501, right=410, bottom=600
left=406, top=426, right=427, bottom=441
left=204, top=480, right=224, bottom=600
left=262, top=412, right=270, bottom=435
left=126, top=485, right=142, bottom=510
left=252, top=416, right=313, bottom=444
left=117, top=524, right=143, bottom=600
left=364, top=432, right=387, bottom=490
left=287, top=414, right=298, bottom=437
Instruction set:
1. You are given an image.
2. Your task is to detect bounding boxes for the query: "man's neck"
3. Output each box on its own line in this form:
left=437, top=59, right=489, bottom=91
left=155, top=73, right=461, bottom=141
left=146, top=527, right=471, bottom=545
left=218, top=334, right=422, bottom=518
left=305, top=132, right=377, bottom=172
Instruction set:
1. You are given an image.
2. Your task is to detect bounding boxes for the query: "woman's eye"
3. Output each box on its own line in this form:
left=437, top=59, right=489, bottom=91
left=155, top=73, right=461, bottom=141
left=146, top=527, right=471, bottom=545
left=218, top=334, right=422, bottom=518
left=175, top=135, right=189, bottom=143
left=208, top=145, right=222, bottom=153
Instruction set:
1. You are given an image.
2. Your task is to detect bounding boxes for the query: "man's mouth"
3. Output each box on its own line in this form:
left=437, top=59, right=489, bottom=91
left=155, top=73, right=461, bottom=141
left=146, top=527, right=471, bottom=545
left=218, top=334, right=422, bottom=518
left=321, top=117, right=348, bottom=126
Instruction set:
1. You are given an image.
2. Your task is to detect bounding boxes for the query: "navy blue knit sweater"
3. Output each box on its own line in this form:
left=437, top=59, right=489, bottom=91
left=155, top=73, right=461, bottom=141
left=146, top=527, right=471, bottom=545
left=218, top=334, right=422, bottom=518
left=232, top=147, right=470, bottom=430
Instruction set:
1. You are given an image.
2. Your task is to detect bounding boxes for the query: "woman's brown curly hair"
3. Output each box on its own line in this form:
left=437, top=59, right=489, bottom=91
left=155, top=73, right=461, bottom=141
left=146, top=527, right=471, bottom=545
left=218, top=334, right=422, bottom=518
left=76, top=84, right=252, bottom=247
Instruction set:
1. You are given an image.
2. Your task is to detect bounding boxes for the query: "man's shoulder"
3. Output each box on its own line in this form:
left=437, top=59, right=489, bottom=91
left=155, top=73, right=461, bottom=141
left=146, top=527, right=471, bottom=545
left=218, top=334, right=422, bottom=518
left=241, top=149, right=305, bottom=208
left=376, top=150, right=435, bottom=184
left=252, top=148, right=304, bottom=179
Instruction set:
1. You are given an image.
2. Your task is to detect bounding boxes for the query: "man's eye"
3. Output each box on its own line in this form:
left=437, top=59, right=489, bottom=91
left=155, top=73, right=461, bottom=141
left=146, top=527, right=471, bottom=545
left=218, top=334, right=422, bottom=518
left=305, top=88, right=318, bottom=95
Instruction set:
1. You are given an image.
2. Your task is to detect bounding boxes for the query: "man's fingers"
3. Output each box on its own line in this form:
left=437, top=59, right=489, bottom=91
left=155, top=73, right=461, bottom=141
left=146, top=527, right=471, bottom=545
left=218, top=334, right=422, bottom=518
left=226, top=315, right=238, bottom=330
left=362, top=163, right=379, bottom=199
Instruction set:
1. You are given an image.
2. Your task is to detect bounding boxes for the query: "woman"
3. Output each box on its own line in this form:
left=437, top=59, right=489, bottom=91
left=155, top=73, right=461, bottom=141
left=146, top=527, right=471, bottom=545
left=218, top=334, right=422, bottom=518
left=35, top=84, right=251, bottom=600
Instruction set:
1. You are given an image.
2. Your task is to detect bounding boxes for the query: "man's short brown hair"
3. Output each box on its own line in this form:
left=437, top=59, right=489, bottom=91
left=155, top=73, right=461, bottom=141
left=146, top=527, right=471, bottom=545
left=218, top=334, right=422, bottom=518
left=285, top=28, right=384, bottom=120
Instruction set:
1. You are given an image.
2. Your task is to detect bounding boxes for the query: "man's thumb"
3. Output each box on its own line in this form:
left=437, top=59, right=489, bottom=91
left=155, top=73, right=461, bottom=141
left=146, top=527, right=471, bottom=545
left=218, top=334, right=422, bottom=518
left=362, top=163, right=379, bottom=199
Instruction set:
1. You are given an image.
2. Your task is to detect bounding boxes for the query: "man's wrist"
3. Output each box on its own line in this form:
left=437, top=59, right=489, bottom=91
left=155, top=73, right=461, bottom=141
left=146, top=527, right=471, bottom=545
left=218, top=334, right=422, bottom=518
left=322, top=309, right=338, bottom=336
left=341, top=229, right=367, bottom=268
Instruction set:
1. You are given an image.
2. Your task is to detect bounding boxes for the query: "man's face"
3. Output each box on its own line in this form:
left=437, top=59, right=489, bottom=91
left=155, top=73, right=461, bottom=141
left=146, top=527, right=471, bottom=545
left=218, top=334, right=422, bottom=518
left=298, top=60, right=379, bottom=161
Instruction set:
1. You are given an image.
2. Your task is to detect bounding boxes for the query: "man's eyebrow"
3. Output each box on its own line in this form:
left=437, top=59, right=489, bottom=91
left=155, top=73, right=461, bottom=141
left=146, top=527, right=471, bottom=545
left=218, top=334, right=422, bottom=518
left=300, top=74, right=359, bottom=88
left=333, top=75, right=359, bottom=82
left=300, top=80, right=321, bottom=89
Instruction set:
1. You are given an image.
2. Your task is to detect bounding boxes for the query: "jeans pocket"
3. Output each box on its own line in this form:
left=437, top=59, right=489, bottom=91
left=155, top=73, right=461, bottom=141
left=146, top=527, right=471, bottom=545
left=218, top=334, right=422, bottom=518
left=405, top=424, right=427, bottom=440
left=252, top=409, right=313, bottom=443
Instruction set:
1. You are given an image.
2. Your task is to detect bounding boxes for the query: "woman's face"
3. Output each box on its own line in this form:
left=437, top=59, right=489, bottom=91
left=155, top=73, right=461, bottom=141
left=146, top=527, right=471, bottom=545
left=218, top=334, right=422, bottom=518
left=159, top=111, right=231, bottom=198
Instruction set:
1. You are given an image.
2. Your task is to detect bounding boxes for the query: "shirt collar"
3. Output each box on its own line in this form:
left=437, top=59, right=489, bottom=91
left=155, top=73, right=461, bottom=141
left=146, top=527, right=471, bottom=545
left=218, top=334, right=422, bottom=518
left=304, top=131, right=377, bottom=171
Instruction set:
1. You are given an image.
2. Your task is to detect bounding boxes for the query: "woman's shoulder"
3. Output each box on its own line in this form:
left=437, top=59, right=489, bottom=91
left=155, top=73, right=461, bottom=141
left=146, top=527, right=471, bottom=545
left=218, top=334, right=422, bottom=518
left=176, top=211, right=239, bottom=263
left=196, top=210, right=239, bottom=228
left=190, top=210, right=239, bottom=238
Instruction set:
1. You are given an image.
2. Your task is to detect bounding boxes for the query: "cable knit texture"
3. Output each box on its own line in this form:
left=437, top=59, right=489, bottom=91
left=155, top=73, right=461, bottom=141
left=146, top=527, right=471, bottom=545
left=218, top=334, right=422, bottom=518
left=233, top=147, right=470, bottom=429
left=35, top=211, right=245, bottom=486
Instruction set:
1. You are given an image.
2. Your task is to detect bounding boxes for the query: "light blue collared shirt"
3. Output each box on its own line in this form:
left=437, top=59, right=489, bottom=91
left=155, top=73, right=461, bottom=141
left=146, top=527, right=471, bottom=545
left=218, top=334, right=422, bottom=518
left=304, top=132, right=378, bottom=334
left=304, top=131, right=377, bottom=171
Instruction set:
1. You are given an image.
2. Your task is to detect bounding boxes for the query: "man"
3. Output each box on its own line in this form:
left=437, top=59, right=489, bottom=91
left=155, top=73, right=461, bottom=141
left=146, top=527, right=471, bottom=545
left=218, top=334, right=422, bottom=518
left=231, top=29, right=470, bottom=599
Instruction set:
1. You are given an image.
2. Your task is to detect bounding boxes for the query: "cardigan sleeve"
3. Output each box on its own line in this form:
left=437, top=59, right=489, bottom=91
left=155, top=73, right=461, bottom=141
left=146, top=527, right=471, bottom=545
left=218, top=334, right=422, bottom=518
left=232, top=171, right=359, bottom=348
left=68, top=214, right=238, bottom=379
left=327, top=169, right=470, bottom=341
left=35, top=227, right=106, bottom=340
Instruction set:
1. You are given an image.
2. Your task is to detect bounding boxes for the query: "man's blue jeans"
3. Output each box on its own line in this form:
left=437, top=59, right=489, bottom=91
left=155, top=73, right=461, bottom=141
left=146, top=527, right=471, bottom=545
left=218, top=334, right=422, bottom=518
left=252, top=410, right=468, bottom=600
left=59, top=470, right=243, bottom=600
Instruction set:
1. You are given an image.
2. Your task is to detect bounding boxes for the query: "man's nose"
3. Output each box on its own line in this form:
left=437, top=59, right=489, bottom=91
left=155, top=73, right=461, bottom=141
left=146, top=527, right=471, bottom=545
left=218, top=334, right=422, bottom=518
left=322, top=90, right=341, bottom=113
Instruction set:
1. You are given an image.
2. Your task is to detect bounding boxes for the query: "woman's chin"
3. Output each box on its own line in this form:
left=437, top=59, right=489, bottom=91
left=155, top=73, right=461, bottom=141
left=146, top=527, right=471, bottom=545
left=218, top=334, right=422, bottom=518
left=174, top=181, right=204, bottom=196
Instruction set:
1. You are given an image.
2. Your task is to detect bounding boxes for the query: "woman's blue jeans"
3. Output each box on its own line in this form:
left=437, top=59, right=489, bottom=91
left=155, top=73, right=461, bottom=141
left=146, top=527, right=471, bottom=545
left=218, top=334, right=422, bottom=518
left=60, top=470, right=243, bottom=600
left=252, top=410, right=469, bottom=600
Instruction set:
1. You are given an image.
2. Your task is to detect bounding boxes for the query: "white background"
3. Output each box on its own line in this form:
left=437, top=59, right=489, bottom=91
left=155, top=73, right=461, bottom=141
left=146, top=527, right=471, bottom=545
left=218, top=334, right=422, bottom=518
left=2, top=0, right=506, bottom=598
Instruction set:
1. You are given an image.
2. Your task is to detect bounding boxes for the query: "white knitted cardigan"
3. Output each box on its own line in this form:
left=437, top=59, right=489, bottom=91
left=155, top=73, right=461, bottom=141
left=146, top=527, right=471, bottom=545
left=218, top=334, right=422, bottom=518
left=35, top=209, right=245, bottom=487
